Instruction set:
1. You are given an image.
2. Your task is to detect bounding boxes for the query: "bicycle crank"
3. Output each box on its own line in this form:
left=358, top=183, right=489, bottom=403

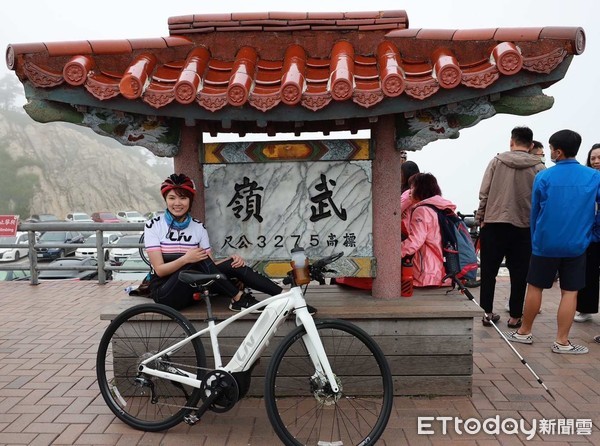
left=200, top=370, right=239, bottom=413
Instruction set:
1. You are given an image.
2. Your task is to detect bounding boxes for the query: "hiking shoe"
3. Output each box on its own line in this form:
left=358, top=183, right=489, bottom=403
left=552, top=341, right=588, bottom=355
left=594, top=335, right=600, bottom=344
left=293, top=304, right=317, bottom=316
left=504, top=331, right=533, bottom=344
left=574, top=312, right=592, bottom=323
left=507, top=318, right=522, bottom=329
left=229, top=292, right=263, bottom=314
left=482, top=313, right=500, bottom=326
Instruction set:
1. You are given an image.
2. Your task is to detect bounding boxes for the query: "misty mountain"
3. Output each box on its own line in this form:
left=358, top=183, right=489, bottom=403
left=0, top=107, right=172, bottom=219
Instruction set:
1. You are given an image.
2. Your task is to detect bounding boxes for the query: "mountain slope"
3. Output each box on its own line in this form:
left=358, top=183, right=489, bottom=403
left=0, top=109, right=170, bottom=219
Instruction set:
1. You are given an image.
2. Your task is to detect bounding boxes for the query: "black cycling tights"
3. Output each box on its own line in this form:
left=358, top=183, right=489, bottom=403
left=153, top=258, right=283, bottom=311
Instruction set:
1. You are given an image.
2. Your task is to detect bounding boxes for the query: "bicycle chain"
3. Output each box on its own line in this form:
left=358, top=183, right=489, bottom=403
left=158, top=359, right=211, bottom=373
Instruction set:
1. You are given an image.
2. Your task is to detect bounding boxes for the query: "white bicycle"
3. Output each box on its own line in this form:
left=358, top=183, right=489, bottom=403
left=96, top=252, right=393, bottom=445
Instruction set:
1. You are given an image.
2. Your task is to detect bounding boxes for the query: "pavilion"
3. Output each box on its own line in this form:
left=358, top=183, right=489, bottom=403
left=6, top=10, right=585, bottom=298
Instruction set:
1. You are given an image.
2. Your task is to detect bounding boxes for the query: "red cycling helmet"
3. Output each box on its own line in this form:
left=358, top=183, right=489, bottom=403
left=161, top=173, right=196, bottom=197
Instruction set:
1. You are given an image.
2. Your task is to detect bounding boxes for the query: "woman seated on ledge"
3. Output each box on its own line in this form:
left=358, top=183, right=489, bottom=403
left=401, top=173, right=457, bottom=287
left=144, top=173, right=296, bottom=313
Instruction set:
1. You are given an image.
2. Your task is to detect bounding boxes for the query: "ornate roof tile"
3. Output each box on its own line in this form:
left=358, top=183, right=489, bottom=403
left=5, top=11, right=584, bottom=114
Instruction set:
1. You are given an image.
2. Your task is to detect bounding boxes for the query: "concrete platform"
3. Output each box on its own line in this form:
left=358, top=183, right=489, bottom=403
left=0, top=278, right=599, bottom=444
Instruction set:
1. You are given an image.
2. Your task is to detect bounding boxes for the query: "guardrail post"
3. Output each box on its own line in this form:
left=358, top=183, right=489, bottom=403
left=28, top=231, right=39, bottom=285
left=96, top=229, right=106, bottom=284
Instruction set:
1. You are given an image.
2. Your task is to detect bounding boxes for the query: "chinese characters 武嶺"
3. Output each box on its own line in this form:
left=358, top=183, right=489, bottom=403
left=227, top=176, right=264, bottom=223
left=310, top=174, right=347, bottom=222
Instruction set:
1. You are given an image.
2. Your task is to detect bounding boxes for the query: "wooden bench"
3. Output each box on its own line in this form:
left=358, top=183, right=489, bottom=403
left=100, top=285, right=481, bottom=396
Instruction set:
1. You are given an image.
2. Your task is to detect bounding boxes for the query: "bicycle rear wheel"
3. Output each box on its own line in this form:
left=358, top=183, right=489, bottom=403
left=96, top=303, right=206, bottom=431
left=138, top=233, right=150, bottom=266
left=265, top=319, right=393, bottom=446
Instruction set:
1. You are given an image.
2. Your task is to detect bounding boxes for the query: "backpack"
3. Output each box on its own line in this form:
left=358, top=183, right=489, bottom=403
left=418, top=204, right=478, bottom=281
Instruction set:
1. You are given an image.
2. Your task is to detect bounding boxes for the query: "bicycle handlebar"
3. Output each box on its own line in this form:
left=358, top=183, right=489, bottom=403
left=282, top=252, right=343, bottom=286
left=310, top=252, right=343, bottom=272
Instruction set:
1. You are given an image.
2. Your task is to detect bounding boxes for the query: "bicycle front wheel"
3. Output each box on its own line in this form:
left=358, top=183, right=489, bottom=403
left=96, top=303, right=206, bottom=431
left=265, top=319, right=393, bottom=446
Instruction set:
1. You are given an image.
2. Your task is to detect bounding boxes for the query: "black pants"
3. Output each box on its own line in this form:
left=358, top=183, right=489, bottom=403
left=151, top=258, right=282, bottom=311
left=479, top=223, right=531, bottom=317
left=576, top=241, right=600, bottom=314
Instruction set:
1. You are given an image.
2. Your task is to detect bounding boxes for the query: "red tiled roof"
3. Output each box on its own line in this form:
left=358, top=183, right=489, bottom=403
left=6, top=11, right=585, bottom=113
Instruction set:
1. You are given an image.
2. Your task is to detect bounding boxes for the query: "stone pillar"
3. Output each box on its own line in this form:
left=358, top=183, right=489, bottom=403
left=372, top=115, right=402, bottom=298
left=174, top=125, right=205, bottom=221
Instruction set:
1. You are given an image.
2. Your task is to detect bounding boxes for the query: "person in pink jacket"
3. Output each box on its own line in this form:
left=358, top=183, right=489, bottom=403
left=401, top=161, right=420, bottom=237
left=401, top=173, right=457, bottom=287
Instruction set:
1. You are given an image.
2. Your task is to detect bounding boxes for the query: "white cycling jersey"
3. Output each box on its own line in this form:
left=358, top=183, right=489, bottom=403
left=144, top=216, right=211, bottom=256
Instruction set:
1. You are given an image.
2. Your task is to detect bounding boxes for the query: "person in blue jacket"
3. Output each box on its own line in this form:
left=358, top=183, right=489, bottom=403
left=505, top=129, right=600, bottom=354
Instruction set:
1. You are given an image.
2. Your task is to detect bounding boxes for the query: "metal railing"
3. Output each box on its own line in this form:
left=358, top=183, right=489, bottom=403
left=0, top=222, right=146, bottom=285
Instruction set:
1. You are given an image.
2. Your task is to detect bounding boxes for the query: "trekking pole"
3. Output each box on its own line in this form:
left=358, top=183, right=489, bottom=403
left=449, top=276, right=555, bottom=401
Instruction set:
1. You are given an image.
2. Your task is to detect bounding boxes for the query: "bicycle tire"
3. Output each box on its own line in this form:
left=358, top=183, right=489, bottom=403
left=138, top=233, right=151, bottom=267
left=264, top=319, right=393, bottom=446
left=96, top=303, right=206, bottom=431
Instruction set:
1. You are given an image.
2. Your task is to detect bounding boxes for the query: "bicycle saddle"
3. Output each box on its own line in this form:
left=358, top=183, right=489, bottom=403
left=178, top=271, right=223, bottom=285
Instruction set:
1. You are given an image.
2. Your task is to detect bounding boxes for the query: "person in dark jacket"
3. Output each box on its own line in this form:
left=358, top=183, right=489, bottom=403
left=574, top=143, right=600, bottom=323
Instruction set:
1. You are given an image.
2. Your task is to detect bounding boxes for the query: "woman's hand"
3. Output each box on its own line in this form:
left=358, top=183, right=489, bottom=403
left=230, top=254, right=245, bottom=268
left=182, top=248, right=210, bottom=263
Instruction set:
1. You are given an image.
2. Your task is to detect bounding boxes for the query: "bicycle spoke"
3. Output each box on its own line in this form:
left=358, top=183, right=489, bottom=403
left=97, top=304, right=206, bottom=432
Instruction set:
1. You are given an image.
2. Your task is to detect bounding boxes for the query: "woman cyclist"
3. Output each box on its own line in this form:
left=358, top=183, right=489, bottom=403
left=144, top=173, right=307, bottom=313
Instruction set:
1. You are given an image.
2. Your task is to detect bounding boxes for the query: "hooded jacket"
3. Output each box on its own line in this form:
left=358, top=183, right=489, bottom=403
left=476, top=151, right=545, bottom=228
left=401, top=195, right=456, bottom=287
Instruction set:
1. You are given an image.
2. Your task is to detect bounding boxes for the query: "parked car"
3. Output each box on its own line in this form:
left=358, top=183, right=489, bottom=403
left=0, top=269, right=30, bottom=281
left=109, top=234, right=145, bottom=265
left=75, top=233, right=121, bottom=260
left=26, top=213, right=61, bottom=223
left=66, top=212, right=93, bottom=222
left=0, top=231, right=31, bottom=262
left=116, top=211, right=146, bottom=223
left=144, top=210, right=165, bottom=220
left=113, top=254, right=149, bottom=281
left=38, top=257, right=112, bottom=281
left=91, top=212, right=120, bottom=223
left=36, top=231, right=85, bottom=260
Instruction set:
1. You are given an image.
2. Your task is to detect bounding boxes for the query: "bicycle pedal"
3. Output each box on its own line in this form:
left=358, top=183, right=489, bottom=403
left=183, top=413, right=200, bottom=425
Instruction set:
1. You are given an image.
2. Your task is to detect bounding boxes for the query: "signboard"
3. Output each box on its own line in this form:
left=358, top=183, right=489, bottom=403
left=202, top=139, right=375, bottom=277
left=0, top=215, right=19, bottom=237
left=204, top=161, right=373, bottom=262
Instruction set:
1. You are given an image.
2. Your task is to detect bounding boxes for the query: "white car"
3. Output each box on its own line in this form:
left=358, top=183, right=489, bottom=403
left=0, top=232, right=31, bottom=262
left=75, top=233, right=121, bottom=261
left=109, top=234, right=145, bottom=265
left=116, top=211, right=146, bottom=223
left=66, top=212, right=93, bottom=222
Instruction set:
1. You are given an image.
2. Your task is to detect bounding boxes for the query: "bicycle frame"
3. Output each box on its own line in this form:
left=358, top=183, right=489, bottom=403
left=137, top=286, right=340, bottom=393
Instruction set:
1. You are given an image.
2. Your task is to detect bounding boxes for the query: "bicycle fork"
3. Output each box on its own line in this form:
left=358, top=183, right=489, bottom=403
left=295, top=310, right=340, bottom=394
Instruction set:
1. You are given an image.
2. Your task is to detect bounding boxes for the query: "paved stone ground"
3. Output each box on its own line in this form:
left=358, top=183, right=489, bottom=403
left=0, top=278, right=599, bottom=445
